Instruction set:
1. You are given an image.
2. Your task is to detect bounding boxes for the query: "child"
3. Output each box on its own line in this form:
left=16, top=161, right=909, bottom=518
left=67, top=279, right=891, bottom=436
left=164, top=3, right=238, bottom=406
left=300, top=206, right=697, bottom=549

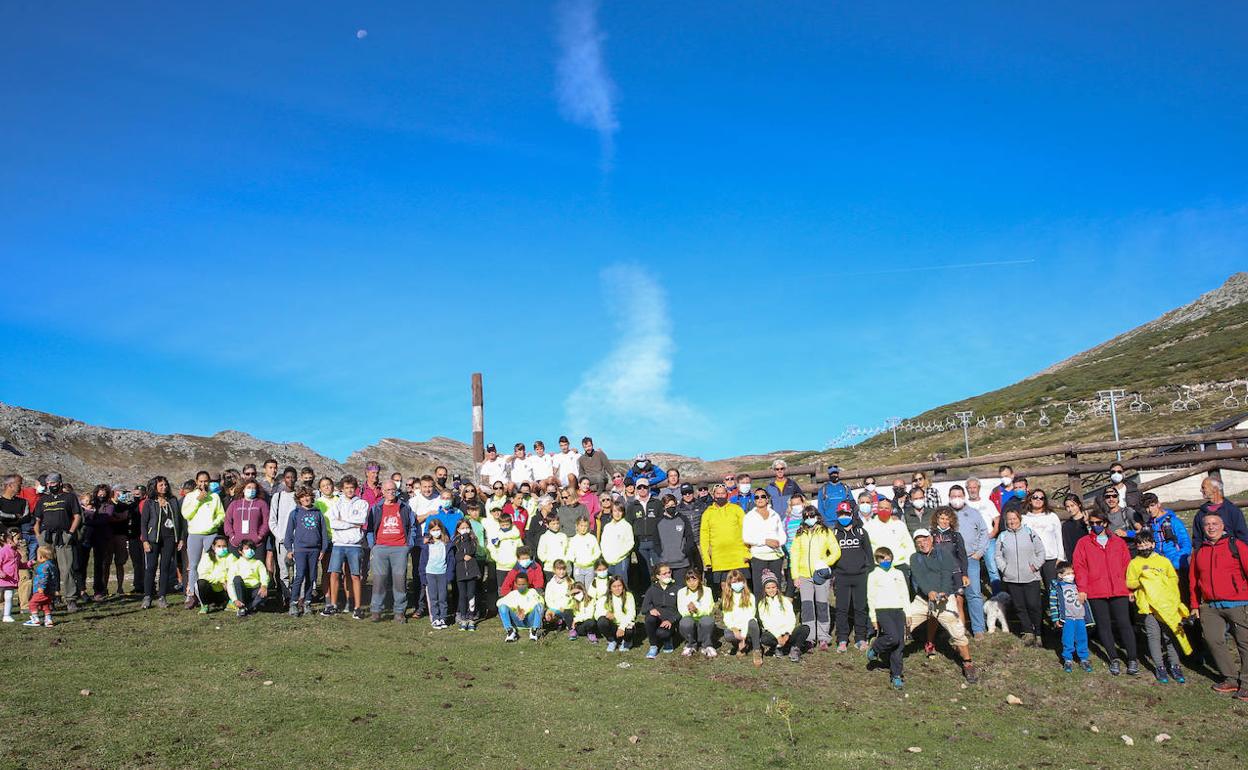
left=1125, top=529, right=1191, bottom=683
left=721, top=568, right=762, bottom=667
left=497, top=571, right=544, bottom=642
left=757, top=569, right=808, bottom=662
left=596, top=575, right=636, bottom=652
left=567, top=516, right=601, bottom=587
left=640, top=563, right=680, bottom=659
left=283, top=488, right=331, bottom=617
left=865, top=547, right=910, bottom=689
left=486, top=512, right=523, bottom=590
left=499, top=546, right=545, bottom=595
left=227, top=539, right=270, bottom=617
left=600, top=502, right=635, bottom=581
left=537, top=516, right=569, bottom=583
left=677, top=569, right=716, bottom=657
left=197, top=535, right=238, bottom=614
left=790, top=507, right=840, bottom=651
left=586, top=558, right=611, bottom=604
left=24, top=544, right=57, bottom=627
left=543, top=559, right=573, bottom=633
left=419, top=521, right=455, bottom=629
left=1, top=529, right=29, bottom=622
left=1048, top=561, right=1094, bottom=673
left=568, top=581, right=597, bottom=641
left=453, top=520, right=481, bottom=631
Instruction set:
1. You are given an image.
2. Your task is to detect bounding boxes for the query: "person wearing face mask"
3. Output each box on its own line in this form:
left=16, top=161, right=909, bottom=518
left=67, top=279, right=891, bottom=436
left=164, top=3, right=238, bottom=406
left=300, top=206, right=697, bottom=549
left=1125, top=529, right=1192, bottom=684
left=498, top=545, right=545, bottom=597
left=1021, top=489, right=1064, bottom=613
left=720, top=568, right=763, bottom=666
left=625, top=455, right=668, bottom=489
left=699, top=485, right=751, bottom=600
left=1094, top=462, right=1141, bottom=517
left=866, top=546, right=911, bottom=689
left=860, top=477, right=882, bottom=506
left=816, top=465, right=854, bottom=526
left=31, top=472, right=83, bottom=613
left=904, top=488, right=929, bottom=535
left=1072, top=512, right=1139, bottom=676
left=1060, top=495, right=1091, bottom=571
left=655, top=497, right=695, bottom=585
left=226, top=539, right=269, bottom=617
left=641, top=563, right=681, bottom=658
left=831, top=501, right=874, bottom=652
left=1138, top=493, right=1191, bottom=577
left=995, top=509, right=1047, bottom=646
left=627, top=479, right=665, bottom=580
left=418, top=521, right=456, bottom=629
left=179, top=471, right=226, bottom=610
left=195, top=535, right=237, bottom=614
left=789, top=504, right=840, bottom=651
left=990, top=465, right=1018, bottom=514
left=729, top=473, right=756, bottom=512
left=498, top=572, right=545, bottom=643
left=947, top=486, right=988, bottom=638
left=224, top=481, right=270, bottom=560
left=863, top=499, right=914, bottom=571
left=742, top=489, right=787, bottom=599
left=889, top=478, right=908, bottom=508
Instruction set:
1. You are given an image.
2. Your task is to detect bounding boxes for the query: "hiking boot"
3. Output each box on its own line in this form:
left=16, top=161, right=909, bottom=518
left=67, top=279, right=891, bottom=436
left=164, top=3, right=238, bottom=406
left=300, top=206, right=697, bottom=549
left=370, top=612, right=381, bottom=622
left=1153, top=666, right=1170, bottom=684
left=1212, top=679, right=1239, bottom=693
left=963, top=662, right=978, bottom=684
left=788, top=647, right=801, bottom=663
left=157, top=598, right=169, bottom=609
left=891, top=676, right=904, bottom=689
left=65, top=601, right=79, bottom=614
left=1063, top=660, right=1073, bottom=673
left=752, top=650, right=763, bottom=668
left=1235, top=690, right=1248, bottom=703
left=140, top=597, right=152, bottom=609
left=1125, top=659, right=1140, bottom=676
left=1080, top=660, right=1093, bottom=673
left=1109, top=659, right=1122, bottom=676
left=1168, top=663, right=1185, bottom=684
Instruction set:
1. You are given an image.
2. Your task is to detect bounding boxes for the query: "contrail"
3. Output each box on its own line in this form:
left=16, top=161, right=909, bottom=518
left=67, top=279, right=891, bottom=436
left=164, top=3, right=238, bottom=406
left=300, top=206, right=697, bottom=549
left=555, top=0, right=618, bottom=171
left=831, top=258, right=1036, bottom=278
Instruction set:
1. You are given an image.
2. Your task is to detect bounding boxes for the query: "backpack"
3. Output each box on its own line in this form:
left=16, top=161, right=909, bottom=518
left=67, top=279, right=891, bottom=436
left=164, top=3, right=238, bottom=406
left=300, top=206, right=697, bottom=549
left=1196, top=533, right=1248, bottom=582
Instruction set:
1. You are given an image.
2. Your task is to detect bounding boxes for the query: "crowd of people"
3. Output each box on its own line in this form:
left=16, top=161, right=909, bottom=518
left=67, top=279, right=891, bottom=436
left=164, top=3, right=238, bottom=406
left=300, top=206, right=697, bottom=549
left=1, top=434, right=1246, bottom=695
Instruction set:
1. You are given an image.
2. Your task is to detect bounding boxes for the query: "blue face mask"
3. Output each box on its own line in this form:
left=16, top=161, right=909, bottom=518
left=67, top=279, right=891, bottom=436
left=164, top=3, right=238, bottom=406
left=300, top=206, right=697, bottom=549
left=837, top=516, right=853, bottom=526
left=242, top=549, right=255, bottom=559
left=878, top=560, right=893, bottom=570
left=518, top=559, right=532, bottom=568
left=208, top=481, right=221, bottom=494
left=1091, top=523, right=1106, bottom=534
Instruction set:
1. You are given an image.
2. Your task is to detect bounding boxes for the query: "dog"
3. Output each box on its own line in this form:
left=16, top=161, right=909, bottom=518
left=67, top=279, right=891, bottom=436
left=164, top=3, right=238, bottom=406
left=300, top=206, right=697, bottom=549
left=983, top=591, right=1012, bottom=633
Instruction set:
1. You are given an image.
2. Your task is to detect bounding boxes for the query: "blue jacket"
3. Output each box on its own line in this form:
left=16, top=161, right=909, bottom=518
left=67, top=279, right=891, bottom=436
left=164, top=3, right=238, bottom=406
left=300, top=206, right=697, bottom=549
left=284, top=506, right=330, bottom=553
left=1195, top=499, right=1248, bottom=544
left=417, top=538, right=458, bottom=581
left=764, top=479, right=804, bottom=516
left=730, top=491, right=756, bottom=513
left=424, top=506, right=465, bottom=539
left=817, top=482, right=855, bottom=524
left=1147, top=509, right=1192, bottom=571
left=366, top=500, right=419, bottom=548
left=32, top=560, right=58, bottom=595
left=625, top=464, right=668, bottom=488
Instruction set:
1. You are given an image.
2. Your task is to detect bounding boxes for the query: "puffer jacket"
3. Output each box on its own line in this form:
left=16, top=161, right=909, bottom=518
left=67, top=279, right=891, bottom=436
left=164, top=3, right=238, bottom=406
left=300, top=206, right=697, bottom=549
left=994, top=526, right=1045, bottom=584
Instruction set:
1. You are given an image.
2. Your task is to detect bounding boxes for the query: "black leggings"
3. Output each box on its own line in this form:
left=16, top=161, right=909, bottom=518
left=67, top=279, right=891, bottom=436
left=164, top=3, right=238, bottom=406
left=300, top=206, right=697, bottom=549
left=597, top=616, right=631, bottom=642
left=762, top=625, right=810, bottom=653
left=644, top=615, right=677, bottom=646
left=144, top=538, right=179, bottom=599
left=1005, top=581, right=1043, bottom=637
left=1088, top=596, right=1138, bottom=662
left=575, top=619, right=597, bottom=636
left=834, top=572, right=869, bottom=643
left=456, top=578, right=478, bottom=619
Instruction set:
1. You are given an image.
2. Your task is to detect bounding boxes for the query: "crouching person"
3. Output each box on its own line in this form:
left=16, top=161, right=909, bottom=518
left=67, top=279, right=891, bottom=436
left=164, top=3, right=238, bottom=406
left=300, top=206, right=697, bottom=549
left=228, top=539, right=269, bottom=617
left=641, top=563, right=680, bottom=659
left=498, top=572, right=544, bottom=642
left=908, top=529, right=978, bottom=683
left=721, top=568, right=762, bottom=667
left=678, top=570, right=716, bottom=657
left=196, top=536, right=236, bottom=615
left=757, top=569, right=808, bottom=662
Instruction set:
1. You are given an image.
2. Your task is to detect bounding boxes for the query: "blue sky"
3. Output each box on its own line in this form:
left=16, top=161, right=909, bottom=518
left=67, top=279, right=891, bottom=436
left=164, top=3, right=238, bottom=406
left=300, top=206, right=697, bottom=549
left=2, top=1, right=1246, bottom=461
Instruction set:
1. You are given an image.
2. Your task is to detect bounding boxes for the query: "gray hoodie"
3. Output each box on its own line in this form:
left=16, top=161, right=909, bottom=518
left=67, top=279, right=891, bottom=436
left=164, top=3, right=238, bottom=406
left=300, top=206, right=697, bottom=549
left=994, top=527, right=1045, bottom=584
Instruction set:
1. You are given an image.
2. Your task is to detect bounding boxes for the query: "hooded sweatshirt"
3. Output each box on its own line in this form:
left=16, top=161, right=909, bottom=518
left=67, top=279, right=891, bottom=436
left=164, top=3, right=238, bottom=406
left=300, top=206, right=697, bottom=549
left=180, top=491, right=225, bottom=536
left=284, top=506, right=331, bottom=554
left=640, top=579, right=680, bottom=622
left=831, top=519, right=873, bottom=576
left=655, top=510, right=693, bottom=569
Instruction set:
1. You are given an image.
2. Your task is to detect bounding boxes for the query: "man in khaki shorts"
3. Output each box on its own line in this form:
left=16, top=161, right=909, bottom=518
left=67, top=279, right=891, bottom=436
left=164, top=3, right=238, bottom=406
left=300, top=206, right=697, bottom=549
left=908, top=527, right=978, bottom=683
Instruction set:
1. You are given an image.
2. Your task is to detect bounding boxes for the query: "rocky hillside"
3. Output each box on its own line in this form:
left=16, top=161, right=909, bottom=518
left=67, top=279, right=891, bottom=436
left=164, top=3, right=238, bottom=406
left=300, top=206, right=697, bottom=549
left=345, top=437, right=476, bottom=479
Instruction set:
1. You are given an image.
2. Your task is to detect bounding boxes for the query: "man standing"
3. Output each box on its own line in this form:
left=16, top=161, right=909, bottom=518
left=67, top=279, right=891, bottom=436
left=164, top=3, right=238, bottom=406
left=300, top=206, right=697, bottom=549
left=260, top=459, right=280, bottom=497
left=729, top=473, right=755, bottom=513
left=1095, top=461, right=1142, bottom=516
left=699, top=484, right=750, bottom=599
left=966, top=477, right=1002, bottom=593
left=0, top=475, right=33, bottom=561
left=1196, top=478, right=1248, bottom=542
left=1189, top=513, right=1248, bottom=701
left=478, top=444, right=509, bottom=491
left=817, top=465, right=855, bottom=525
left=764, top=460, right=803, bottom=518
left=553, top=436, right=581, bottom=488
left=31, top=472, right=82, bottom=612
left=360, top=461, right=384, bottom=508
left=507, top=443, right=536, bottom=493
left=367, top=480, right=416, bottom=623
left=628, top=478, right=664, bottom=578
left=577, top=437, right=612, bottom=493
left=949, top=485, right=988, bottom=639
left=658, top=468, right=684, bottom=500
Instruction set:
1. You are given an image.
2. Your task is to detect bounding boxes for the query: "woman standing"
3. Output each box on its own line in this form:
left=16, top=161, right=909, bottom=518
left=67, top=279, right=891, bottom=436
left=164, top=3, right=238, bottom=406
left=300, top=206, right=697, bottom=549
left=1021, top=489, right=1064, bottom=596
left=224, top=481, right=270, bottom=561
left=139, top=476, right=185, bottom=609
left=1072, top=511, right=1140, bottom=675
left=994, top=509, right=1046, bottom=646
left=1060, top=495, right=1090, bottom=564
left=790, top=505, right=840, bottom=651
left=742, top=492, right=786, bottom=598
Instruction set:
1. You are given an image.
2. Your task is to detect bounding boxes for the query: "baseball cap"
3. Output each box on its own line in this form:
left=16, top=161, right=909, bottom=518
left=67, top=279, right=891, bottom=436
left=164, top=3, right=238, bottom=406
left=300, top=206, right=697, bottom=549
left=680, top=483, right=694, bottom=494
left=827, top=465, right=841, bottom=474
left=558, top=435, right=569, bottom=443
left=913, top=528, right=932, bottom=539
left=635, top=478, right=650, bottom=487
left=835, top=501, right=853, bottom=514
left=486, top=443, right=497, bottom=453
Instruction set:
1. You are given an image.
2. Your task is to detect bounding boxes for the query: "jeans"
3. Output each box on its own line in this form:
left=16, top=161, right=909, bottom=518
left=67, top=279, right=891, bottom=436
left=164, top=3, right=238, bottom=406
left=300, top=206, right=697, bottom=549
left=328, top=546, right=362, bottom=574
left=834, top=572, right=869, bottom=644
left=1061, top=617, right=1089, bottom=661
left=872, top=608, right=907, bottom=678
left=143, top=537, right=178, bottom=599
left=637, top=541, right=659, bottom=575
left=607, top=559, right=629, bottom=581
left=964, top=557, right=986, bottom=635
left=369, top=546, right=409, bottom=616
left=983, top=536, right=1001, bottom=592
left=1088, top=596, right=1138, bottom=662
left=230, top=576, right=266, bottom=612
left=456, top=578, right=478, bottom=621
left=679, top=615, right=715, bottom=648
left=425, top=572, right=450, bottom=623
left=21, top=530, right=38, bottom=561
left=573, top=566, right=595, bottom=588
left=500, top=605, right=543, bottom=630
left=797, top=578, right=832, bottom=644
left=1198, top=603, right=1248, bottom=685
left=185, top=534, right=214, bottom=597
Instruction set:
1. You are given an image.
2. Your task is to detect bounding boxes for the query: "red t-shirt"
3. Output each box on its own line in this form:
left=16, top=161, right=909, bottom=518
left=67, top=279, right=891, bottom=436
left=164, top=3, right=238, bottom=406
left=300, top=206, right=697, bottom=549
left=19, top=487, right=40, bottom=517
left=375, top=503, right=407, bottom=547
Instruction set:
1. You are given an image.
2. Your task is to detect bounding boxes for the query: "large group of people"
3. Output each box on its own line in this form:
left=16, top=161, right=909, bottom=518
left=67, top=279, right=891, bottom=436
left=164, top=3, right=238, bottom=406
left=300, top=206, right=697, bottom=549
left=1, top=437, right=1246, bottom=696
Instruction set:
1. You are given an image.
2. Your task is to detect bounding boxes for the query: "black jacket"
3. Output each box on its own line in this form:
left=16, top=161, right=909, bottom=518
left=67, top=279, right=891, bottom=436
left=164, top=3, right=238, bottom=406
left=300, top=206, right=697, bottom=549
left=831, top=520, right=873, bottom=576
left=640, top=581, right=681, bottom=622
left=627, top=497, right=664, bottom=544
left=141, top=496, right=186, bottom=544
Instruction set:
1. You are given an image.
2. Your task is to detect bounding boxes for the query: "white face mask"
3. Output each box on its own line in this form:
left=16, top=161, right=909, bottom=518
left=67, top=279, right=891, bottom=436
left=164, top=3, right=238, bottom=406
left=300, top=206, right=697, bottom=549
left=949, top=496, right=965, bottom=509
left=1110, top=472, right=1124, bottom=484
left=865, top=484, right=876, bottom=492
left=912, top=498, right=927, bottom=510
left=803, top=516, right=818, bottom=526
left=730, top=582, right=745, bottom=593
left=738, top=483, right=750, bottom=494
left=596, top=571, right=608, bottom=579
left=858, top=503, right=872, bottom=515
left=1000, top=476, right=1013, bottom=488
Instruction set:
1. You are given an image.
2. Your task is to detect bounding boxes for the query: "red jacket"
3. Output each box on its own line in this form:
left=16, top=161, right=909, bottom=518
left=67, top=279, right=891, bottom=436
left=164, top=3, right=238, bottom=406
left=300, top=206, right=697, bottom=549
left=1188, top=535, right=1248, bottom=607
left=1072, top=533, right=1131, bottom=599
left=499, top=561, right=545, bottom=596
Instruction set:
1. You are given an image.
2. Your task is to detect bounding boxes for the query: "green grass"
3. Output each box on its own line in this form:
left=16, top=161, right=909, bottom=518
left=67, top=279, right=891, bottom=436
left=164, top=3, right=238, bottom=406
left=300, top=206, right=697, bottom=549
left=2, top=597, right=1246, bottom=769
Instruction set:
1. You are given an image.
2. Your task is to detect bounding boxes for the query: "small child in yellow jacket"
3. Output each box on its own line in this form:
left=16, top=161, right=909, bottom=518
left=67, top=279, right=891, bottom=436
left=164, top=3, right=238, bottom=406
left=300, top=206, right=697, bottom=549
left=1126, top=530, right=1191, bottom=684
left=865, top=547, right=910, bottom=689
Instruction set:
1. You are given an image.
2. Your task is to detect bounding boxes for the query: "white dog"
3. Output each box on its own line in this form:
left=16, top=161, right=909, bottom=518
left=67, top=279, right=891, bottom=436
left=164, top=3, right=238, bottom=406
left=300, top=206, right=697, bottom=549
left=983, top=592, right=1012, bottom=633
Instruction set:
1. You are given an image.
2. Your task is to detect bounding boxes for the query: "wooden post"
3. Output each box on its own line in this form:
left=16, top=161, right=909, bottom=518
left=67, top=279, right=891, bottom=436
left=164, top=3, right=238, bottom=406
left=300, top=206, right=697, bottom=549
left=471, top=373, right=484, bottom=483
left=1065, top=449, right=1082, bottom=498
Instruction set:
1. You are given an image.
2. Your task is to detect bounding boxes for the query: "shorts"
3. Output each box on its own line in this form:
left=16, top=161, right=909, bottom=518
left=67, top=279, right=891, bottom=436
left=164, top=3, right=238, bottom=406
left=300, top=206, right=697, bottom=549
left=328, top=546, right=362, bottom=574
left=29, top=591, right=52, bottom=614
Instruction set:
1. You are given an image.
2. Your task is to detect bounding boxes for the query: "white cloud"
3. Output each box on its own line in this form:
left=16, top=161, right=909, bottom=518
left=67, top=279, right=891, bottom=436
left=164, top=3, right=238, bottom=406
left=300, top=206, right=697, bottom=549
left=564, top=264, right=708, bottom=454
left=554, top=0, right=619, bottom=170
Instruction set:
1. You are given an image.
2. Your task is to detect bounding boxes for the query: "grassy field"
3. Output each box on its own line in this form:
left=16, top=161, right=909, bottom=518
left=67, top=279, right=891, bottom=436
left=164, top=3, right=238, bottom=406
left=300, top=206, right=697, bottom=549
left=2, top=596, right=1245, bottom=769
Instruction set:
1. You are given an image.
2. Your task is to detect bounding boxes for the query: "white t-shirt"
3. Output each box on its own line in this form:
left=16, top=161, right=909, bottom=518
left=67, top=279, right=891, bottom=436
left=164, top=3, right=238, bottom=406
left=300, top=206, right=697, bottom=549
left=528, top=453, right=555, bottom=481
left=508, top=456, right=536, bottom=486
left=479, top=457, right=508, bottom=488
left=553, top=451, right=581, bottom=487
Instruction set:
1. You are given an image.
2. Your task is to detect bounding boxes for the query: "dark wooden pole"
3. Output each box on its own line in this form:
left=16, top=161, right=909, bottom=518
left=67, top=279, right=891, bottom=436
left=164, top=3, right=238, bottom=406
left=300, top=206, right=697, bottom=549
left=471, top=373, right=484, bottom=483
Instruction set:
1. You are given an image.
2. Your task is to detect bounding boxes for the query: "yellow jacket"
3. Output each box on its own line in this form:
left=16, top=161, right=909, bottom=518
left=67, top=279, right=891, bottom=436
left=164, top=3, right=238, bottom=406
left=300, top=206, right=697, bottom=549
left=544, top=576, right=572, bottom=612
left=1125, top=552, right=1192, bottom=655
left=181, top=492, right=225, bottom=536
left=600, top=519, right=635, bottom=566
left=595, top=591, right=636, bottom=629
left=866, top=566, right=910, bottom=623
left=570, top=593, right=597, bottom=623
left=757, top=595, right=797, bottom=636
left=699, top=502, right=749, bottom=571
left=537, top=531, right=569, bottom=568
left=677, top=586, right=714, bottom=618
left=789, top=526, right=841, bottom=580
left=567, top=533, right=602, bottom=568
left=486, top=523, right=523, bottom=569
left=498, top=587, right=544, bottom=615
left=721, top=591, right=757, bottom=633
left=229, top=556, right=269, bottom=589
left=197, top=551, right=237, bottom=588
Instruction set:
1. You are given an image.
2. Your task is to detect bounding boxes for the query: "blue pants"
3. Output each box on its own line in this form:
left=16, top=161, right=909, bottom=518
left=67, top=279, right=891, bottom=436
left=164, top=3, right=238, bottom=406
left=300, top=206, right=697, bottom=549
left=983, top=537, right=1001, bottom=592
left=291, top=550, right=319, bottom=605
left=369, top=545, right=409, bottom=616
left=425, top=572, right=450, bottom=623
left=1061, top=617, right=1089, bottom=662
left=499, top=604, right=543, bottom=631
left=965, top=557, right=986, bottom=635
left=638, top=541, right=659, bottom=574
left=21, top=530, right=38, bottom=561
left=607, top=559, right=629, bottom=580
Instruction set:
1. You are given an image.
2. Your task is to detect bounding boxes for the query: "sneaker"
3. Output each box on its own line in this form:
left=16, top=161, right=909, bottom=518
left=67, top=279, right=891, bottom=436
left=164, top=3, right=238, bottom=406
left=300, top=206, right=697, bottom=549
left=288, top=605, right=299, bottom=617
left=836, top=641, right=848, bottom=653
left=891, top=676, right=904, bottom=689
left=662, top=643, right=674, bottom=654
left=320, top=606, right=335, bottom=617
left=973, top=632, right=985, bottom=641
left=1, top=616, right=12, bottom=623
left=467, top=622, right=477, bottom=631
left=646, top=646, right=659, bottom=659
left=65, top=601, right=79, bottom=614
left=682, top=646, right=695, bottom=657
left=817, top=641, right=829, bottom=652
left=620, top=641, right=631, bottom=652
left=200, top=603, right=211, bottom=615
left=568, top=630, right=578, bottom=640
left=1063, top=660, right=1073, bottom=673
left=789, top=647, right=801, bottom=663
left=1235, top=690, right=1248, bottom=703
left=772, top=648, right=785, bottom=659
left=588, top=633, right=599, bottom=644
left=352, top=608, right=366, bottom=620
left=606, top=641, right=617, bottom=652
left=22, top=617, right=40, bottom=627
left=43, top=617, right=54, bottom=627
left=866, top=646, right=879, bottom=663
left=237, top=609, right=247, bottom=619
left=924, top=641, right=936, bottom=658
left=157, top=598, right=169, bottom=609
left=528, top=630, right=539, bottom=642
left=1080, top=660, right=1093, bottom=673
left=963, top=662, right=978, bottom=684
left=393, top=614, right=407, bottom=624
left=92, top=593, right=106, bottom=603
left=856, top=640, right=869, bottom=652
left=1169, top=664, right=1185, bottom=684
left=704, top=647, right=718, bottom=658
left=140, top=597, right=152, bottom=610
left=1212, top=679, right=1239, bottom=694
left=505, top=629, right=519, bottom=642
left=184, top=597, right=196, bottom=610
left=1109, top=659, right=1121, bottom=676
left=1019, top=632, right=1035, bottom=646
left=1125, top=659, right=1140, bottom=676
